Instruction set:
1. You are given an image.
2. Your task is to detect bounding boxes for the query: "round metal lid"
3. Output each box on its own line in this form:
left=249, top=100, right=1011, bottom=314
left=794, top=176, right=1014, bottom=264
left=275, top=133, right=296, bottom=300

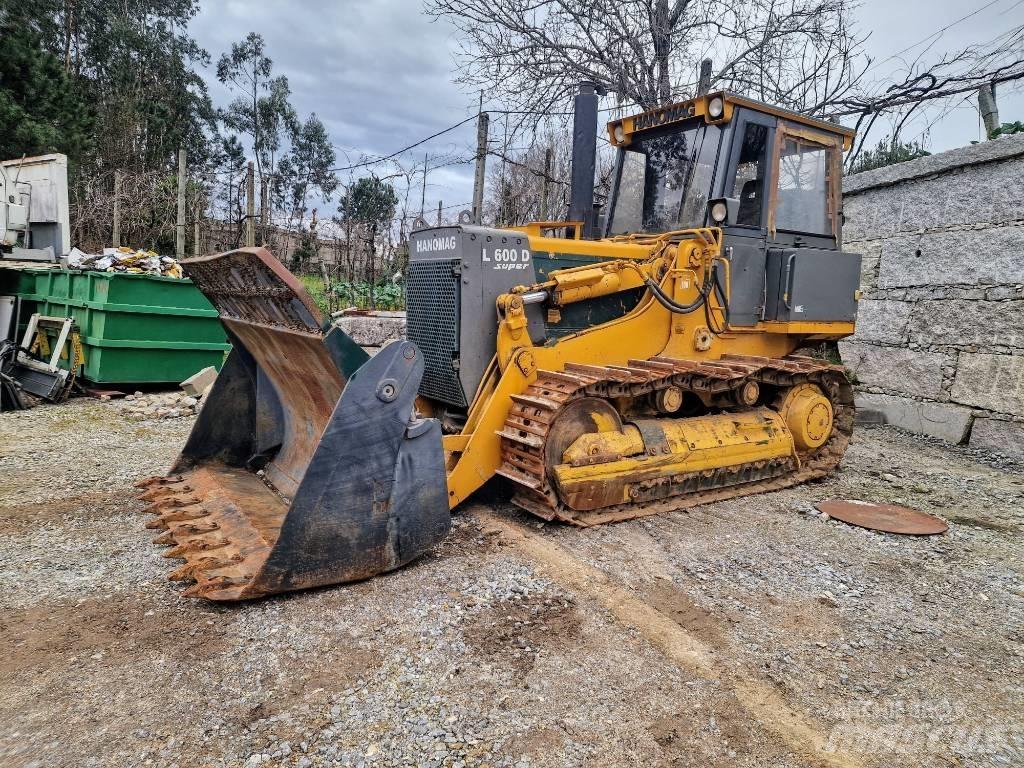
left=816, top=500, right=949, bottom=535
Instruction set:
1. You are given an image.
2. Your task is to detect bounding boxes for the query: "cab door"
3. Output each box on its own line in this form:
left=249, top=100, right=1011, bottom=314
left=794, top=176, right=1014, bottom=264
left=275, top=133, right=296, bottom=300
left=717, top=109, right=774, bottom=326
left=763, top=121, right=860, bottom=323
left=767, top=120, right=844, bottom=243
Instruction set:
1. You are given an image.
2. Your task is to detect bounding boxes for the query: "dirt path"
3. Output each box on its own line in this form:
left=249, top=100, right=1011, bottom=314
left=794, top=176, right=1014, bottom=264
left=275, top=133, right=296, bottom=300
left=475, top=508, right=866, bottom=768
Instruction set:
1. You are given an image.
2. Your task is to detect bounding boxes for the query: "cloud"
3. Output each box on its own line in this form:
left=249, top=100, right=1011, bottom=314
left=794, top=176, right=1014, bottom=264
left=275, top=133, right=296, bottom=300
left=190, top=0, right=1024, bottom=219
left=190, top=0, right=478, bottom=211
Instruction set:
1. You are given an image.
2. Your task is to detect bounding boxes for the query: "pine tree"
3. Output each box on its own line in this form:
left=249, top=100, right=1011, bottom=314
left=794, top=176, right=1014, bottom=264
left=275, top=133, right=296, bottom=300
left=0, top=19, right=92, bottom=163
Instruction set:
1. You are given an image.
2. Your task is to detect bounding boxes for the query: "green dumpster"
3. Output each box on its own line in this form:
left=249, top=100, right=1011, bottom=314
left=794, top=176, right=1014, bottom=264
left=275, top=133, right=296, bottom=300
left=0, top=266, right=40, bottom=339
left=16, top=268, right=230, bottom=384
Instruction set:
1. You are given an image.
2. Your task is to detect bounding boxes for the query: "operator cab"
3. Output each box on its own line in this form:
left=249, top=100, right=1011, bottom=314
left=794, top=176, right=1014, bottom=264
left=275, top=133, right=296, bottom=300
left=605, top=93, right=860, bottom=327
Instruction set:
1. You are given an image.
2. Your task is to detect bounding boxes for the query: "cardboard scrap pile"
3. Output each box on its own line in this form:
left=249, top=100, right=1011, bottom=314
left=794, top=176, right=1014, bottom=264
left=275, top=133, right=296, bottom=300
left=67, top=246, right=184, bottom=278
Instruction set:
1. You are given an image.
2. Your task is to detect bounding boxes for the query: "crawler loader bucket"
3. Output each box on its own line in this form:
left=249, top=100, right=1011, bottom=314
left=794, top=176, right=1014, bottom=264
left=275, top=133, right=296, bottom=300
left=139, top=247, right=450, bottom=601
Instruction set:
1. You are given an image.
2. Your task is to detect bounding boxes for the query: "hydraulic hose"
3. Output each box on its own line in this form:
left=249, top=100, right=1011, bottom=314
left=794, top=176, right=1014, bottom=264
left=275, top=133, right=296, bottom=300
left=704, top=262, right=731, bottom=334
left=645, top=277, right=708, bottom=314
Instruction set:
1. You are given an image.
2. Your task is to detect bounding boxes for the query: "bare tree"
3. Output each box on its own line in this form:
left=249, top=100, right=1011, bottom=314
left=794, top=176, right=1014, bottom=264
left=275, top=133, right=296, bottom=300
left=710, top=0, right=867, bottom=113
left=71, top=168, right=200, bottom=253
left=430, top=0, right=1024, bottom=172
left=484, top=130, right=571, bottom=225
left=835, top=38, right=1024, bottom=168
left=426, top=0, right=868, bottom=114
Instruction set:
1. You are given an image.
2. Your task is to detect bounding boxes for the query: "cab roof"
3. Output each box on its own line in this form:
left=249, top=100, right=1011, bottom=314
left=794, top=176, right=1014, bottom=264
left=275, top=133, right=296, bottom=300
left=607, top=91, right=855, bottom=151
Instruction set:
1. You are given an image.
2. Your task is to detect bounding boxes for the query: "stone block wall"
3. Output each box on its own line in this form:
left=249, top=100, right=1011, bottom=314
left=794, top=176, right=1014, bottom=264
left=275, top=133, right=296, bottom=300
left=839, top=132, right=1024, bottom=458
left=332, top=310, right=406, bottom=354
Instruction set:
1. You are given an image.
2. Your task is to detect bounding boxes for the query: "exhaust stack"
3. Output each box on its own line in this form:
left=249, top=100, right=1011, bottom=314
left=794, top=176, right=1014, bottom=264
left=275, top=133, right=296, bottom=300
left=569, top=81, right=599, bottom=239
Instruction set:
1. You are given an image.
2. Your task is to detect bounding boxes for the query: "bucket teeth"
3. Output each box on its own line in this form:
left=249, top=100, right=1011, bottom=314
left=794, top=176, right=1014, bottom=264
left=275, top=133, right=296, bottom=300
left=139, top=497, right=201, bottom=515
left=163, top=537, right=230, bottom=559
left=182, top=574, right=245, bottom=598
left=144, top=507, right=208, bottom=530
left=152, top=520, right=219, bottom=545
left=174, top=561, right=243, bottom=589
left=173, top=521, right=219, bottom=536
left=162, top=507, right=209, bottom=523
left=139, top=486, right=195, bottom=503
left=169, top=560, right=208, bottom=581
left=200, top=555, right=243, bottom=573
left=135, top=475, right=184, bottom=490
left=139, top=487, right=171, bottom=502
left=162, top=506, right=208, bottom=522
left=168, top=561, right=203, bottom=581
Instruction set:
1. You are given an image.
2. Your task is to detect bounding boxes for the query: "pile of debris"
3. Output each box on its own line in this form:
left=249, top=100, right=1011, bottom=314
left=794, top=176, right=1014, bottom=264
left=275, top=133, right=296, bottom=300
left=118, top=390, right=202, bottom=421
left=115, top=365, right=217, bottom=421
left=67, top=246, right=184, bottom=278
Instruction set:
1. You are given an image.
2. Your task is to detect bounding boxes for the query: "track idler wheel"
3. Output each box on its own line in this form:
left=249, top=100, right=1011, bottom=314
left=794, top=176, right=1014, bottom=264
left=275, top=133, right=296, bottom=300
left=543, top=397, right=623, bottom=478
left=777, top=383, right=834, bottom=451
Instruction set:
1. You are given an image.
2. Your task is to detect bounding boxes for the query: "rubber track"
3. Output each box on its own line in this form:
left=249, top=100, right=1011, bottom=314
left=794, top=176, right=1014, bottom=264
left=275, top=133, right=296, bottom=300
left=496, top=354, right=855, bottom=526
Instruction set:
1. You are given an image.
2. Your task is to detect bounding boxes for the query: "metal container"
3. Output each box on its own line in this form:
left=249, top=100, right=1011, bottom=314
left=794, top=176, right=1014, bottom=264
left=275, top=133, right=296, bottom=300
left=17, top=268, right=229, bottom=384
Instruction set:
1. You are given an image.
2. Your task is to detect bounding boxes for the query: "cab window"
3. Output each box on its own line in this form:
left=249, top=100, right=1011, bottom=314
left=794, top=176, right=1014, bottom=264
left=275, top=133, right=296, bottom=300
left=775, top=136, right=831, bottom=234
left=729, top=123, right=769, bottom=227
left=607, top=123, right=721, bottom=235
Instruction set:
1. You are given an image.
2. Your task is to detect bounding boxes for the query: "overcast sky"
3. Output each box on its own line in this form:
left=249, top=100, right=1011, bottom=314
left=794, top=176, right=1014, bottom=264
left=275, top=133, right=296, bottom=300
left=189, top=0, right=1024, bottom=219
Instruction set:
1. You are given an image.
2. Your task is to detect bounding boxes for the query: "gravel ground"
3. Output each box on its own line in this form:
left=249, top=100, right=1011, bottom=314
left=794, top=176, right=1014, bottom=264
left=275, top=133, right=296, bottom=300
left=0, top=397, right=1021, bottom=768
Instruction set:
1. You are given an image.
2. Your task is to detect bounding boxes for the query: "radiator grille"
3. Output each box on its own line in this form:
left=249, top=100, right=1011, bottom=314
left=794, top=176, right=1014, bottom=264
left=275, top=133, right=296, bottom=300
left=407, top=258, right=465, bottom=407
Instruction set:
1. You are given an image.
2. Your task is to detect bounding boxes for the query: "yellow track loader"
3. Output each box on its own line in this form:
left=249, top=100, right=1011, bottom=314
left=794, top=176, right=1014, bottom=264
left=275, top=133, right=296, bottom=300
left=140, top=87, right=860, bottom=600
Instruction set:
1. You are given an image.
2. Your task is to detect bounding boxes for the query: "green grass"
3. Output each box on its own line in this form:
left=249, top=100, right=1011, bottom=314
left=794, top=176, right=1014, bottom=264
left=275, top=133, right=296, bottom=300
left=298, top=274, right=330, bottom=315
left=297, top=274, right=405, bottom=315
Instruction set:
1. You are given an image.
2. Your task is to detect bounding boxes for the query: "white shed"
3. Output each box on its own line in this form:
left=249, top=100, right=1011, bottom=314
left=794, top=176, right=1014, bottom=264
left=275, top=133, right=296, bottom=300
left=1, top=153, right=71, bottom=256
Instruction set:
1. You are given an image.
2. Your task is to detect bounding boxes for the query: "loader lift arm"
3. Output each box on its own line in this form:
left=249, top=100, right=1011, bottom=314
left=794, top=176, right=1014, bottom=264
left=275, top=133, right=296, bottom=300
left=441, top=228, right=736, bottom=508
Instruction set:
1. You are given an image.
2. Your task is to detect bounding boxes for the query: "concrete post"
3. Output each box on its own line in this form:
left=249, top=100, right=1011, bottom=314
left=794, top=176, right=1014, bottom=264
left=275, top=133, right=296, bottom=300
left=245, top=161, right=255, bottom=247
left=979, top=83, right=1000, bottom=138
left=542, top=147, right=552, bottom=220
left=697, top=59, right=713, bottom=95
left=471, top=111, right=489, bottom=225
left=176, top=149, right=186, bottom=260
left=112, top=170, right=123, bottom=248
